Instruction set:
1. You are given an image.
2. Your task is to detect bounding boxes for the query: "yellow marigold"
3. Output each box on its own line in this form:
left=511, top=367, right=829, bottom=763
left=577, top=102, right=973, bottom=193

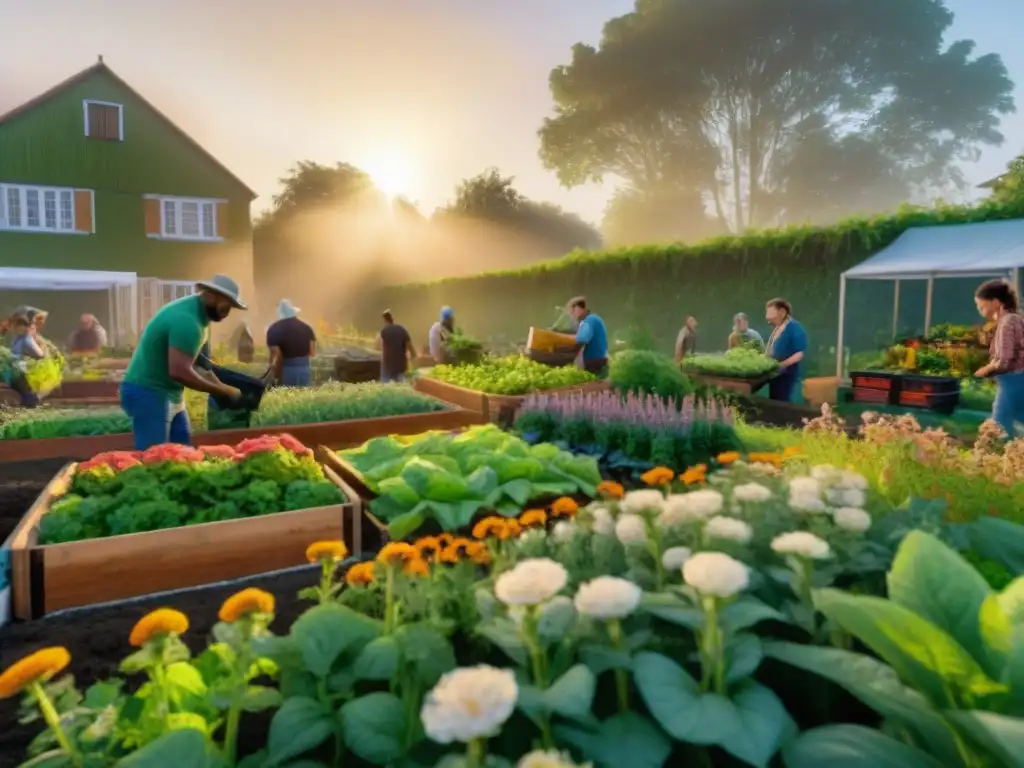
left=305, top=540, right=348, bottom=564
left=129, top=608, right=189, bottom=647
left=218, top=588, right=275, bottom=623
left=782, top=446, right=802, bottom=458
left=716, top=451, right=741, bottom=465
left=0, top=647, right=71, bottom=699
left=440, top=537, right=474, bottom=563
left=680, top=467, right=706, bottom=486
left=377, top=542, right=418, bottom=566
left=519, top=509, right=547, bottom=528
left=596, top=481, right=625, bottom=499
left=345, top=561, right=377, bottom=586
left=641, top=467, right=675, bottom=486
left=748, top=452, right=782, bottom=467
left=414, top=536, right=444, bottom=562
left=472, top=516, right=508, bottom=539
left=437, top=533, right=455, bottom=546
left=465, top=540, right=491, bottom=565
left=550, top=497, right=579, bottom=518
left=497, top=520, right=522, bottom=540
left=403, top=557, right=430, bottom=578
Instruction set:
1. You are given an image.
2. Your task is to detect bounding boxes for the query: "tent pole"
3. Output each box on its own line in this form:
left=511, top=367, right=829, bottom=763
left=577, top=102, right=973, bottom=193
left=107, top=287, right=116, bottom=346
left=1013, top=268, right=1020, bottom=295
left=924, top=276, right=934, bottom=336
left=836, top=275, right=847, bottom=379
left=892, top=279, right=900, bottom=340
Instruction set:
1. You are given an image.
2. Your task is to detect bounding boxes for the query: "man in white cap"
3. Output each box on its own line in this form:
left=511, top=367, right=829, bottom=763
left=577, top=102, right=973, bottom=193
left=267, top=299, right=316, bottom=386
left=120, top=275, right=245, bottom=449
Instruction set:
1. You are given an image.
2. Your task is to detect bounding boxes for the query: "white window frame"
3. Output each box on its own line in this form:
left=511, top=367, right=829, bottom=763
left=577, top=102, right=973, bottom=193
left=146, top=195, right=225, bottom=242
left=82, top=100, right=124, bottom=141
left=0, top=183, right=80, bottom=234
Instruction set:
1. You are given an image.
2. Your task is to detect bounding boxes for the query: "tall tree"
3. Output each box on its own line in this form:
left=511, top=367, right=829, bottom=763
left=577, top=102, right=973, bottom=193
left=539, top=0, right=1015, bottom=232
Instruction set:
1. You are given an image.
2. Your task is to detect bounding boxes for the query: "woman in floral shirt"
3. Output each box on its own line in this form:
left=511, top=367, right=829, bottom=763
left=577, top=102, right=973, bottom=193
left=974, top=279, right=1024, bottom=438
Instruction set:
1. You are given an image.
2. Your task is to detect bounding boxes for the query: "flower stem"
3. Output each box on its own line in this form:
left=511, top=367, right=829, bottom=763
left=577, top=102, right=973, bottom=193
left=223, top=704, right=241, bottom=766
left=319, top=561, right=333, bottom=605
left=467, top=737, right=487, bottom=768
left=384, top=565, right=396, bottom=634
left=521, top=608, right=555, bottom=748
left=646, top=521, right=666, bottom=590
left=606, top=619, right=630, bottom=712
left=32, top=681, right=79, bottom=764
left=700, top=596, right=725, bottom=695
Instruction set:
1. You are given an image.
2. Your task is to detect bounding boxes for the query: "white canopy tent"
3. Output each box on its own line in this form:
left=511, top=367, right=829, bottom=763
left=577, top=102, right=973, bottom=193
left=0, top=267, right=139, bottom=345
left=836, top=220, right=1024, bottom=377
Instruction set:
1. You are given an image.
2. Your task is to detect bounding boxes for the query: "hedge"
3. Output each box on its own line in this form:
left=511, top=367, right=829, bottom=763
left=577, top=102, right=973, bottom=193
left=350, top=198, right=1024, bottom=376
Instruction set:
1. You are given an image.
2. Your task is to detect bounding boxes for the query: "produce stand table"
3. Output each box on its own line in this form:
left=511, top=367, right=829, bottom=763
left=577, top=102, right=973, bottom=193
left=3, top=461, right=364, bottom=620
left=0, top=407, right=484, bottom=464
left=412, top=376, right=611, bottom=423
left=689, top=371, right=776, bottom=396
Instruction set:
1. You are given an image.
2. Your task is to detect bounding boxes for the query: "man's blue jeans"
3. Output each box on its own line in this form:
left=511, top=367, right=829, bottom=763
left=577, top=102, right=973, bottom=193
left=120, top=382, right=191, bottom=450
left=993, top=371, right=1024, bottom=438
left=281, top=357, right=312, bottom=387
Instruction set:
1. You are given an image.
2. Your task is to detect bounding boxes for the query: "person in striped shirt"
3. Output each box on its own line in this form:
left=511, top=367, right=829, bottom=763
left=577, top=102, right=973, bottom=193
left=974, top=279, right=1024, bottom=438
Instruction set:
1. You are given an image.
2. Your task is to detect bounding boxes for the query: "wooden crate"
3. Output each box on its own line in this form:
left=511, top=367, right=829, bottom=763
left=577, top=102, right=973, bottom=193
left=0, top=407, right=485, bottom=464
left=318, top=448, right=389, bottom=553
left=412, top=376, right=490, bottom=416
left=4, top=463, right=366, bottom=620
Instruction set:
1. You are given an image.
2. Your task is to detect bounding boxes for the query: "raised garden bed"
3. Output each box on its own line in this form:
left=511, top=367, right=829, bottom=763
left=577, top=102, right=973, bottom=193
left=413, top=375, right=610, bottom=422
left=689, top=371, right=776, bottom=396
left=0, top=407, right=484, bottom=463
left=3, top=453, right=366, bottom=621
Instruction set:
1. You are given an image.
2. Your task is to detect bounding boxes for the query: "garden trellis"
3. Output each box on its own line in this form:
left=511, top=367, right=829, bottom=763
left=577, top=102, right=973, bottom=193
left=836, top=219, right=1024, bottom=377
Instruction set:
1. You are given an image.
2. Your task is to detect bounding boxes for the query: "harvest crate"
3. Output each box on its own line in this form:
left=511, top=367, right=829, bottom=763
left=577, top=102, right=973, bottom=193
left=412, top=376, right=611, bottom=423
left=0, top=406, right=484, bottom=464
left=897, top=390, right=960, bottom=415
left=3, top=462, right=366, bottom=621
left=849, top=371, right=897, bottom=392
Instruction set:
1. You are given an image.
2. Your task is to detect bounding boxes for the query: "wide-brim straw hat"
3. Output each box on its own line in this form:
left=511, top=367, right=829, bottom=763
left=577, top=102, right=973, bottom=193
left=195, top=274, right=247, bottom=310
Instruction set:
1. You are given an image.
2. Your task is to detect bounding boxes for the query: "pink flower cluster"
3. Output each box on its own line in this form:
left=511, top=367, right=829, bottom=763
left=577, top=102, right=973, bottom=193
left=77, top=433, right=311, bottom=473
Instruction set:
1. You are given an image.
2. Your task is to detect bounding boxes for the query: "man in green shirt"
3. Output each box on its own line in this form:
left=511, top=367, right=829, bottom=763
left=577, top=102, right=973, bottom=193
left=121, top=275, right=246, bottom=450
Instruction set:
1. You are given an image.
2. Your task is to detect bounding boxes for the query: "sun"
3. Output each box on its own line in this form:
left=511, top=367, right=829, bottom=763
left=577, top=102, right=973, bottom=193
left=361, top=150, right=416, bottom=199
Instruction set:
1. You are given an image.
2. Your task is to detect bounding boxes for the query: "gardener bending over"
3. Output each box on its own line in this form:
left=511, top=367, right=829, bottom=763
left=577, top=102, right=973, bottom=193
left=567, top=296, right=609, bottom=377
left=121, top=275, right=245, bottom=450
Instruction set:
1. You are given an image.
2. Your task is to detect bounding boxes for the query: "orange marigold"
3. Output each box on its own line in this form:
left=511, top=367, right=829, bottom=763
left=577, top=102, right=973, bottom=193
left=0, top=647, right=71, bottom=699
left=440, top=537, right=474, bottom=563
left=472, top=516, right=508, bottom=539
left=716, top=451, right=741, bottom=465
left=748, top=452, right=782, bottom=467
left=465, top=540, right=491, bottom=565
left=680, top=467, right=707, bottom=486
left=402, top=557, right=430, bottom=578
left=129, top=608, right=189, bottom=647
left=414, top=536, right=445, bottom=562
left=218, top=588, right=275, bottom=623
left=345, top=561, right=377, bottom=586
left=497, top=520, right=522, bottom=540
left=305, top=540, right=348, bottom=564
left=782, top=446, right=802, bottom=458
left=550, top=497, right=579, bottom=518
left=519, top=509, right=547, bottom=528
left=377, top=542, right=418, bottom=566
left=596, top=481, right=625, bottom=499
left=641, top=467, right=675, bottom=486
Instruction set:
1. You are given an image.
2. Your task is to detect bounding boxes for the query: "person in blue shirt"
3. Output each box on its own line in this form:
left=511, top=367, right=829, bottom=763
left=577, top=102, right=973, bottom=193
left=567, top=296, right=609, bottom=377
left=764, top=297, right=808, bottom=402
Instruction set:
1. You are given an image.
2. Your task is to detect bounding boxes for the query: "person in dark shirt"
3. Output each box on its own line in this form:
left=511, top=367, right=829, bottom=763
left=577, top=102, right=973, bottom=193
left=379, top=309, right=416, bottom=383
left=267, top=299, right=316, bottom=387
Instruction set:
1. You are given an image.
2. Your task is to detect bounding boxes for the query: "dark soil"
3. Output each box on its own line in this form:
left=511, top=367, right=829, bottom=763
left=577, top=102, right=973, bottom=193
left=0, top=458, right=70, bottom=544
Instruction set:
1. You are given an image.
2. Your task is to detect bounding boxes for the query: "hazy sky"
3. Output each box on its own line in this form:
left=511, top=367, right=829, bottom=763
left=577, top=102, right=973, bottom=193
left=2, top=0, right=1022, bottom=225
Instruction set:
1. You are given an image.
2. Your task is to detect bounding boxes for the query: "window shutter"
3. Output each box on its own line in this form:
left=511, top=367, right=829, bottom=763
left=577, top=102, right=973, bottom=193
left=144, top=198, right=162, bottom=235
left=74, top=190, right=94, bottom=233
left=216, top=202, right=229, bottom=238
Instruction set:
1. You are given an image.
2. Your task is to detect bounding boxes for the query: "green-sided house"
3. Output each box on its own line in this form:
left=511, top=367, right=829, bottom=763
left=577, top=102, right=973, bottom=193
left=0, top=57, right=257, bottom=343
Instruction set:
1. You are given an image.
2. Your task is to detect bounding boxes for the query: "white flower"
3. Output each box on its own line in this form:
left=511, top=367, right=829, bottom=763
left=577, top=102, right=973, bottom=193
left=552, top=521, right=578, bottom=541
left=574, top=576, right=643, bottom=620
left=615, top=514, right=647, bottom=545
left=421, top=665, right=517, bottom=743
left=771, top=531, right=832, bottom=560
left=682, top=552, right=749, bottom=598
left=732, top=482, right=773, bottom=503
left=833, top=507, right=872, bottom=534
left=590, top=506, right=615, bottom=536
left=788, top=476, right=826, bottom=513
left=704, top=515, right=753, bottom=544
left=518, top=529, right=547, bottom=547
left=837, top=470, right=868, bottom=490
left=827, top=488, right=866, bottom=508
left=657, top=494, right=696, bottom=527
left=749, top=462, right=779, bottom=475
left=494, top=558, right=568, bottom=606
left=517, top=749, right=590, bottom=768
left=810, top=464, right=841, bottom=484
left=661, top=546, right=692, bottom=570
left=621, top=489, right=665, bottom=514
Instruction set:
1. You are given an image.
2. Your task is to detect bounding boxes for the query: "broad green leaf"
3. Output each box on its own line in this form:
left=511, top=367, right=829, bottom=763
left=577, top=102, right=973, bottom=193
left=542, top=665, right=597, bottom=722
left=476, top=618, right=528, bottom=666
left=499, top=478, right=533, bottom=506
left=394, top=622, right=457, bottom=686
left=353, top=636, right=400, bottom=681
left=290, top=604, right=381, bottom=678
left=400, top=458, right=470, bottom=502
left=387, top=509, right=427, bottom=540
left=970, top=517, right=1024, bottom=574
left=813, top=588, right=1004, bottom=707
left=632, top=652, right=790, bottom=767
left=1006, top=626, right=1024, bottom=707
left=240, top=685, right=283, bottom=713
left=376, top=476, right=421, bottom=507
left=640, top=592, right=703, bottom=629
left=17, top=750, right=74, bottom=767
left=554, top=711, right=672, bottom=768
left=164, top=662, right=208, bottom=712
left=266, top=696, right=334, bottom=765
left=947, top=710, right=1024, bottom=768
left=83, top=680, right=123, bottom=709
left=579, top=644, right=633, bottom=675
left=979, top=594, right=1013, bottom=662
left=339, top=692, right=406, bottom=764
left=886, top=531, right=996, bottom=676
left=427, top=499, right=484, bottom=530
left=115, top=727, right=210, bottom=767
left=762, top=640, right=962, bottom=764
left=782, top=724, right=947, bottom=767
left=999, top=578, right=1024, bottom=624
left=465, top=466, right=499, bottom=497
left=725, top=634, right=763, bottom=683
left=719, top=597, right=787, bottom=633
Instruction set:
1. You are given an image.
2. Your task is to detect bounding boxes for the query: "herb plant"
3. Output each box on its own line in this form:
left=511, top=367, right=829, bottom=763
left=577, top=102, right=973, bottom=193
left=0, top=406, right=131, bottom=440
left=428, top=355, right=596, bottom=394
left=683, top=347, right=779, bottom=378
left=249, top=382, right=447, bottom=426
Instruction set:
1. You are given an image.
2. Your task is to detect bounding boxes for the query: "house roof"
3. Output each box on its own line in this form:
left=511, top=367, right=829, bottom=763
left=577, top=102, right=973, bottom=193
left=0, top=58, right=257, bottom=199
